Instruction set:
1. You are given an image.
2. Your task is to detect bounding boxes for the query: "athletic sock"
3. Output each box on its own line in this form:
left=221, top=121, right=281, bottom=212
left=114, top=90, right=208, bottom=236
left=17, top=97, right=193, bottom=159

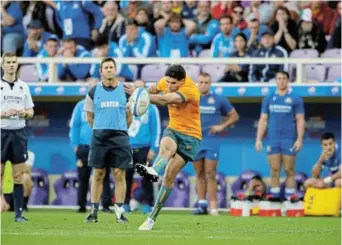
left=13, top=184, right=24, bottom=218
left=90, top=203, right=99, bottom=216
left=152, top=155, right=168, bottom=175
left=149, top=186, right=173, bottom=222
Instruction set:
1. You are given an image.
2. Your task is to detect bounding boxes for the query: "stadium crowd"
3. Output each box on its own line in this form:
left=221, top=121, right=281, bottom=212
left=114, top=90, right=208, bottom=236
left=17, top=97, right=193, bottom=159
left=1, top=0, right=341, bottom=82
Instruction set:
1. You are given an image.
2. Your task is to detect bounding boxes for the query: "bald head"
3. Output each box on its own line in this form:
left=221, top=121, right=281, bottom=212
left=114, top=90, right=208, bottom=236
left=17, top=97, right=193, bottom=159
left=134, top=80, right=146, bottom=88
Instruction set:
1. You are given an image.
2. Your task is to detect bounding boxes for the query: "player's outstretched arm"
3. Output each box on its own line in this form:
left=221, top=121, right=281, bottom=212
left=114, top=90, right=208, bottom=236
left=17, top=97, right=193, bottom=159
left=149, top=93, right=184, bottom=106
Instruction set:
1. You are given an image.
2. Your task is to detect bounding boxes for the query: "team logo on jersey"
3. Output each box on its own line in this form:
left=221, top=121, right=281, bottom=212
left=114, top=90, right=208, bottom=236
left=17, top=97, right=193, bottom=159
left=273, top=96, right=276, bottom=101
left=207, top=97, right=215, bottom=104
left=19, top=86, right=23, bottom=91
left=0, top=86, right=3, bottom=90
left=285, top=97, right=292, bottom=104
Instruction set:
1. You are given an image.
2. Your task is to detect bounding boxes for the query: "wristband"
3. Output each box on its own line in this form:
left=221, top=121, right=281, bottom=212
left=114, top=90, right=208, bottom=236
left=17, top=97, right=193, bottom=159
left=323, top=176, right=332, bottom=184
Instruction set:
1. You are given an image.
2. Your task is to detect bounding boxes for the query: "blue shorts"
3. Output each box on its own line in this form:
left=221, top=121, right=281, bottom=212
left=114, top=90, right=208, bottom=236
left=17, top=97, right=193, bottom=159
left=266, top=139, right=296, bottom=156
left=195, top=149, right=219, bottom=161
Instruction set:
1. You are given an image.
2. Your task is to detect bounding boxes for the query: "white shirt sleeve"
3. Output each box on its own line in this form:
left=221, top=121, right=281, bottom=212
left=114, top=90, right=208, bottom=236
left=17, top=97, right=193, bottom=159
left=84, top=94, right=94, bottom=112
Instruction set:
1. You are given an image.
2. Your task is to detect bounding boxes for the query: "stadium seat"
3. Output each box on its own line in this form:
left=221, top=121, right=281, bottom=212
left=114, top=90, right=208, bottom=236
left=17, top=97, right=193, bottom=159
left=19, top=65, right=39, bottom=83
left=198, top=49, right=211, bottom=58
left=128, top=65, right=138, bottom=81
left=280, top=172, right=308, bottom=199
left=183, top=65, right=200, bottom=81
left=165, top=171, right=190, bottom=207
left=28, top=168, right=49, bottom=205
left=201, top=64, right=226, bottom=82
left=326, top=65, right=341, bottom=82
left=321, top=49, right=342, bottom=68
left=231, top=170, right=262, bottom=196
left=52, top=170, right=78, bottom=205
left=141, top=64, right=169, bottom=82
left=305, top=65, right=326, bottom=82
left=290, top=49, right=319, bottom=58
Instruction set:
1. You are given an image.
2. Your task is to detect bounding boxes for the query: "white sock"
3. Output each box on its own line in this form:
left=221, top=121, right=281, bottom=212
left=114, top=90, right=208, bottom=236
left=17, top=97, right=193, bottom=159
left=198, top=200, right=208, bottom=205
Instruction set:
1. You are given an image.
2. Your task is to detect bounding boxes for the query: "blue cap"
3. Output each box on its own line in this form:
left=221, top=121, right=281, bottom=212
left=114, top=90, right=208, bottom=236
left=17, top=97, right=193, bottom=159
left=47, top=34, right=59, bottom=42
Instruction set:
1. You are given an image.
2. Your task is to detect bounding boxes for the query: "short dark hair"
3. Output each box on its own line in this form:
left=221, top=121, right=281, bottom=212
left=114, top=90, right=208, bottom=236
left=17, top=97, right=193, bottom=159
left=165, top=65, right=186, bottom=80
left=168, top=13, right=182, bottom=23
left=234, top=33, right=248, bottom=43
left=220, top=14, right=233, bottom=23
left=321, top=132, right=335, bottom=142
left=2, top=52, right=17, bottom=59
left=94, top=35, right=109, bottom=47
left=100, top=57, right=116, bottom=71
left=126, top=19, right=139, bottom=27
left=276, top=71, right=290, bottom=79
left=63, top=37, right=76, bottom=44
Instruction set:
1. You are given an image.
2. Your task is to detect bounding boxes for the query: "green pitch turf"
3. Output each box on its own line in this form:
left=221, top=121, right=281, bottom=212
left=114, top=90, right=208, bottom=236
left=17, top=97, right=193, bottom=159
left=1, top=209, right=341, bottom=245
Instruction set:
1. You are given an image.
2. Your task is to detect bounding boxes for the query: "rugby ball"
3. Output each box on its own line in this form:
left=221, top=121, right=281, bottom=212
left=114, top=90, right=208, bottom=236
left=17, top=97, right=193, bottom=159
left=130, top=87, right=150, bottom=117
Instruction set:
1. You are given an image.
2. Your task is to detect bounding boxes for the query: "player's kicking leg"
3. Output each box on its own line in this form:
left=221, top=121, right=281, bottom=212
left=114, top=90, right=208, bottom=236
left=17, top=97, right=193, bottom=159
left=136, top=135, right=177, bottom=182
left=193, top=153, right=208, bottom=215
left=139, top=153, right=186, bottom=231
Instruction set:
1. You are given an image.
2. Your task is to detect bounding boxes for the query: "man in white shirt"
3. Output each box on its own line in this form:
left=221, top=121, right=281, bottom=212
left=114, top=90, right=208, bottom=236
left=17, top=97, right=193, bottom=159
left=0, top=52, right=34, bottom=222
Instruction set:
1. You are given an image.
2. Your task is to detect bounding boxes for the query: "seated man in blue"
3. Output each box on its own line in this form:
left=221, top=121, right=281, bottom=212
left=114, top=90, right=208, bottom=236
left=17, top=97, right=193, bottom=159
left=57, top=38, right=91, bottom=81
left=23, top=20, right=52, bottom=57
left=36, top=35, right=59, bottom=81
left=155, top=13, right=196, bottom=58
left=211, top=15, right=239, bottom=58
left=90, top=35, right=133, bottom=81
left=119, top=19, right=155, bottom=58
left=304, top=132, right=341, bottom=189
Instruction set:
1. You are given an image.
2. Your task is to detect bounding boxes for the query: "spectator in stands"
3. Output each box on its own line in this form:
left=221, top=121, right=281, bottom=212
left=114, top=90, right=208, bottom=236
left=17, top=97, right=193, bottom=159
left=57, top=38, right=91, bottom=82
left=172, top=1, right=183, bottom=14
left=121, top=0, right=152, bottom=19
left=21, top=1, right=62, bottom=37
left=297, top=9, right=327, bottom=53
left=211, top=15, right=239, bottom=58
left=182, top=0, right=198, bottom=19
left=304, top=132, right=341, bottom=189
left=99, top=1, right=126, bottom=44
left=36, top=34, right=59, bottom=82
left=329, top=1, right=341, bottom=35
left=91, top=35, right=133, bottom=82
left=1, top=1, right=25, bottom=54
left=119, top=19, right=156, bottom=58
left=219, top=33, right=250, bottom=82
left=23, top=20, right=52, bottom=57
left=155, top=13, right=196, bottom=58
left=310, top=1, right=334, bottom=35
left=55, top=0, right=103, bottom=50
left=269, top=1, right=300, bottom=22
left=249, top=31, right=288, bottom=82
left=270, top=6, right=297, bottom=53
left=135, top=8, right=155, bottom=36
left=327, top=2, right=341, bottom=49
left=232, top=5, right=247, bottom=31
left=153, top=0, right=173, bottom=23
left=244, top=0, right=273, bottom=25
left=189, top=1, right=220, bottom=55
left=243, top=16, right=268, bottom=53
left=211, top=1, right=237, bottom=20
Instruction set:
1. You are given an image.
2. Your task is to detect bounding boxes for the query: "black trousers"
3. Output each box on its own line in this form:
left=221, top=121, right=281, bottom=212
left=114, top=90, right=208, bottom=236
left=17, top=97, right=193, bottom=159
left=125, top=147, right=154, bottom=206
left=76, top=145, right=112, bottom=208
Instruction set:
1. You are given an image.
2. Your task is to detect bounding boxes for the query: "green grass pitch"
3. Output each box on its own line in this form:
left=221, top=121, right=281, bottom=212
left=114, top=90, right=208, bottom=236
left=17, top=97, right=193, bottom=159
left=1, top=209, right=341, bottom=245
